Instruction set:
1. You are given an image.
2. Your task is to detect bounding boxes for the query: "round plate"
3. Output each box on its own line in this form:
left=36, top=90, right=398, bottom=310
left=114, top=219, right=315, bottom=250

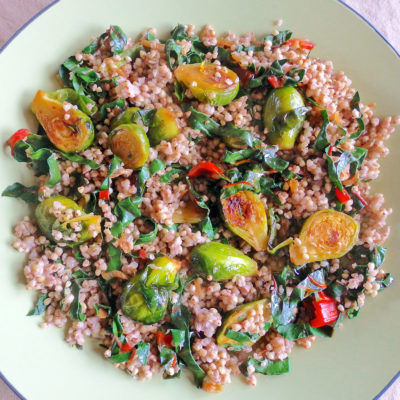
left=1, top=1, right=399, bottom=399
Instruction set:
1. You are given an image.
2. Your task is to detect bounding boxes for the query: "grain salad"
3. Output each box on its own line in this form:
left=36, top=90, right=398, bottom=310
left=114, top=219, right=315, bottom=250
left=2, top=23, right=399, bottom=392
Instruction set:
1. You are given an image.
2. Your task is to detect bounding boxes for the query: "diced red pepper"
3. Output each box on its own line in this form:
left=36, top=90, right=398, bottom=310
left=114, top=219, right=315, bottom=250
left=187, top=161, right=229, bottom=181
left=156, top=331, right=174, bottom=348
left=99, top=189, right=110, bottom=200
left=233, top=159, right=252, bottom=166
left=234, top=68, right=255, bottom=88
left=138, top=249, right=147, bottom=259
left=286, top=38, right=315, bottom=50
left=310, top=292, right=339, bottom=328
left=120, top=342, right=134, bottom=353
left=129, top=349, right=136, bottom=362
left=170, top=354, right=177, bottom=367
left=351, top=189, right=368, bottom=206
left=267, top=75, right=283, bottom=88
left=6, top=129, right=30, bottom=155
left=334, top=186, right=351, bottom=203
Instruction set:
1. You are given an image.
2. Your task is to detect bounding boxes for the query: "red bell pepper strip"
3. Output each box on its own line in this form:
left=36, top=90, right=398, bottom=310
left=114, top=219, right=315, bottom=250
left=99, top=189, right=110, bottom=200
left=6, top=129, right=30, bottom=155
left=156, top=331, right=174, bottom=348
left=138, top=249, right=148, bottom=259
left=286, top=38, right=315, bottom=50
left=187, top=161, right=229, bottom=181
left=129, top=349, right=136, bottom=362
left=328, top=145, right=333, bottom=156
left=268, top=75, right=283, bottom=88
left=120, top=342, right=134, bottom=353
left=310, top=292, right=339, bottom=328
left=334, top=186, right=351, bottom=203
left=351, top=189, right=368, bottom=206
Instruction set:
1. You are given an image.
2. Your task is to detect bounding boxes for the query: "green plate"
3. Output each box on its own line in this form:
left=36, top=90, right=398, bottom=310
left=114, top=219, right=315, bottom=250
left=0, top=0, right=399, bottom=399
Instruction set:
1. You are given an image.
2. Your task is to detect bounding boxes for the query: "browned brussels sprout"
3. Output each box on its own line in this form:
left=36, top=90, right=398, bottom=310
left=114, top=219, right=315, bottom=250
left=35, top=195, right=101, bottom=246
left=108, top=123, right=150, bottom=169
left=174, top=63, right=239, bottom=106
left=30, top=90, right=95, bottom=153
left=289, top=209, right=360, bottom=265
left=220, top=190, right=269, bottom=252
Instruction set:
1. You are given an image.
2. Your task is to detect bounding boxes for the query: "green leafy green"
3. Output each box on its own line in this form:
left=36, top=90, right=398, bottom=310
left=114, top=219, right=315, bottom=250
left=99, top=99, right=126, bottom=121
left=138, top=165, right=150, bottom=195
left=111, top=197, right=142, bottom=237
left=27, top=293, right=48, bottom=316
left=188, top=107, right=219, bottom=136
left=134, top=218, right=158, bottom=245
left=159, top=347, right=181, bottom=378
left=150, top=158, right=166, bottom=175
left=173, top=81, right=185, bottom=102
left=213, top=123, right=256, bottom=148
left=276, top=323, right=334, bottom=340
left=349, top=91, right=365, bottom=139
left=108, top=351, right=133, bottom=363
left=107, top=243, right=122, bottom=271
left=160, top=167, right=184, bottom=183
left=170, top=293, right=206, bottom=386
left=59, top=56, right=101, bottom=98
left=240, top=357, right=290, bottom=377
left=109, top=25, right=128, bottom=54
left=100, top=155, right=123, bottom=192
left=325, top=146, right=367, bottom=191
left=13, top=135, right=61, bottom=188
left=58, top=151, right=101, bottom=169
left=2, top=182, right=39, bottom=204
left=313, top=109, right=330, bottom=152
left=165, top=24, right=208, bottom=70
left=171, top=329, right=186, bottom=352
left=264, top=30, right=292, bottom=46
left=271, top=267, right=327, bottom=327
left=70, top=280, right=86, bottom=321
left=198, top=216, right=215, bottom=240
left=136, top=341, right=150, bottom=365
left=225, top=330, right=259, bottom=344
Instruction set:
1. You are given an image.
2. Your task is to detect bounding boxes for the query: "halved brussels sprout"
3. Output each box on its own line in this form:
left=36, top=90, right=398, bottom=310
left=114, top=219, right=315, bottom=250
left=221, top=190, right=269, bottom=252
left=174, top=63, right=239, bottom=106
left=216, top=299, right=272, bottom=348
left=121, top=256, right=180, bottom=324
left=108, top=123, right=150, bottom=169
left=30, top=90, right=95, bottom=153
left=146, top=256, right=181, bottom=287
left=110, top=107, right=140, bottom=130
left=263, top=87, right=308, bottom=150
left=190, top=241, right=257, bottom=281
left=35, top=195, right=101, bottom=246
left=121, top=276, right=169, bottom=325
left=171, top=201, right=207, bottom=224
left=289, top=209, right=360, bottom=265
left=147, top=108, right=179, bottom=146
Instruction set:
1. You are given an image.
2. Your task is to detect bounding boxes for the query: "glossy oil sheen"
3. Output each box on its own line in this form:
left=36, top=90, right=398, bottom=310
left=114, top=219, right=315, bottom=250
left=0, top=0, right=399, bottom=399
